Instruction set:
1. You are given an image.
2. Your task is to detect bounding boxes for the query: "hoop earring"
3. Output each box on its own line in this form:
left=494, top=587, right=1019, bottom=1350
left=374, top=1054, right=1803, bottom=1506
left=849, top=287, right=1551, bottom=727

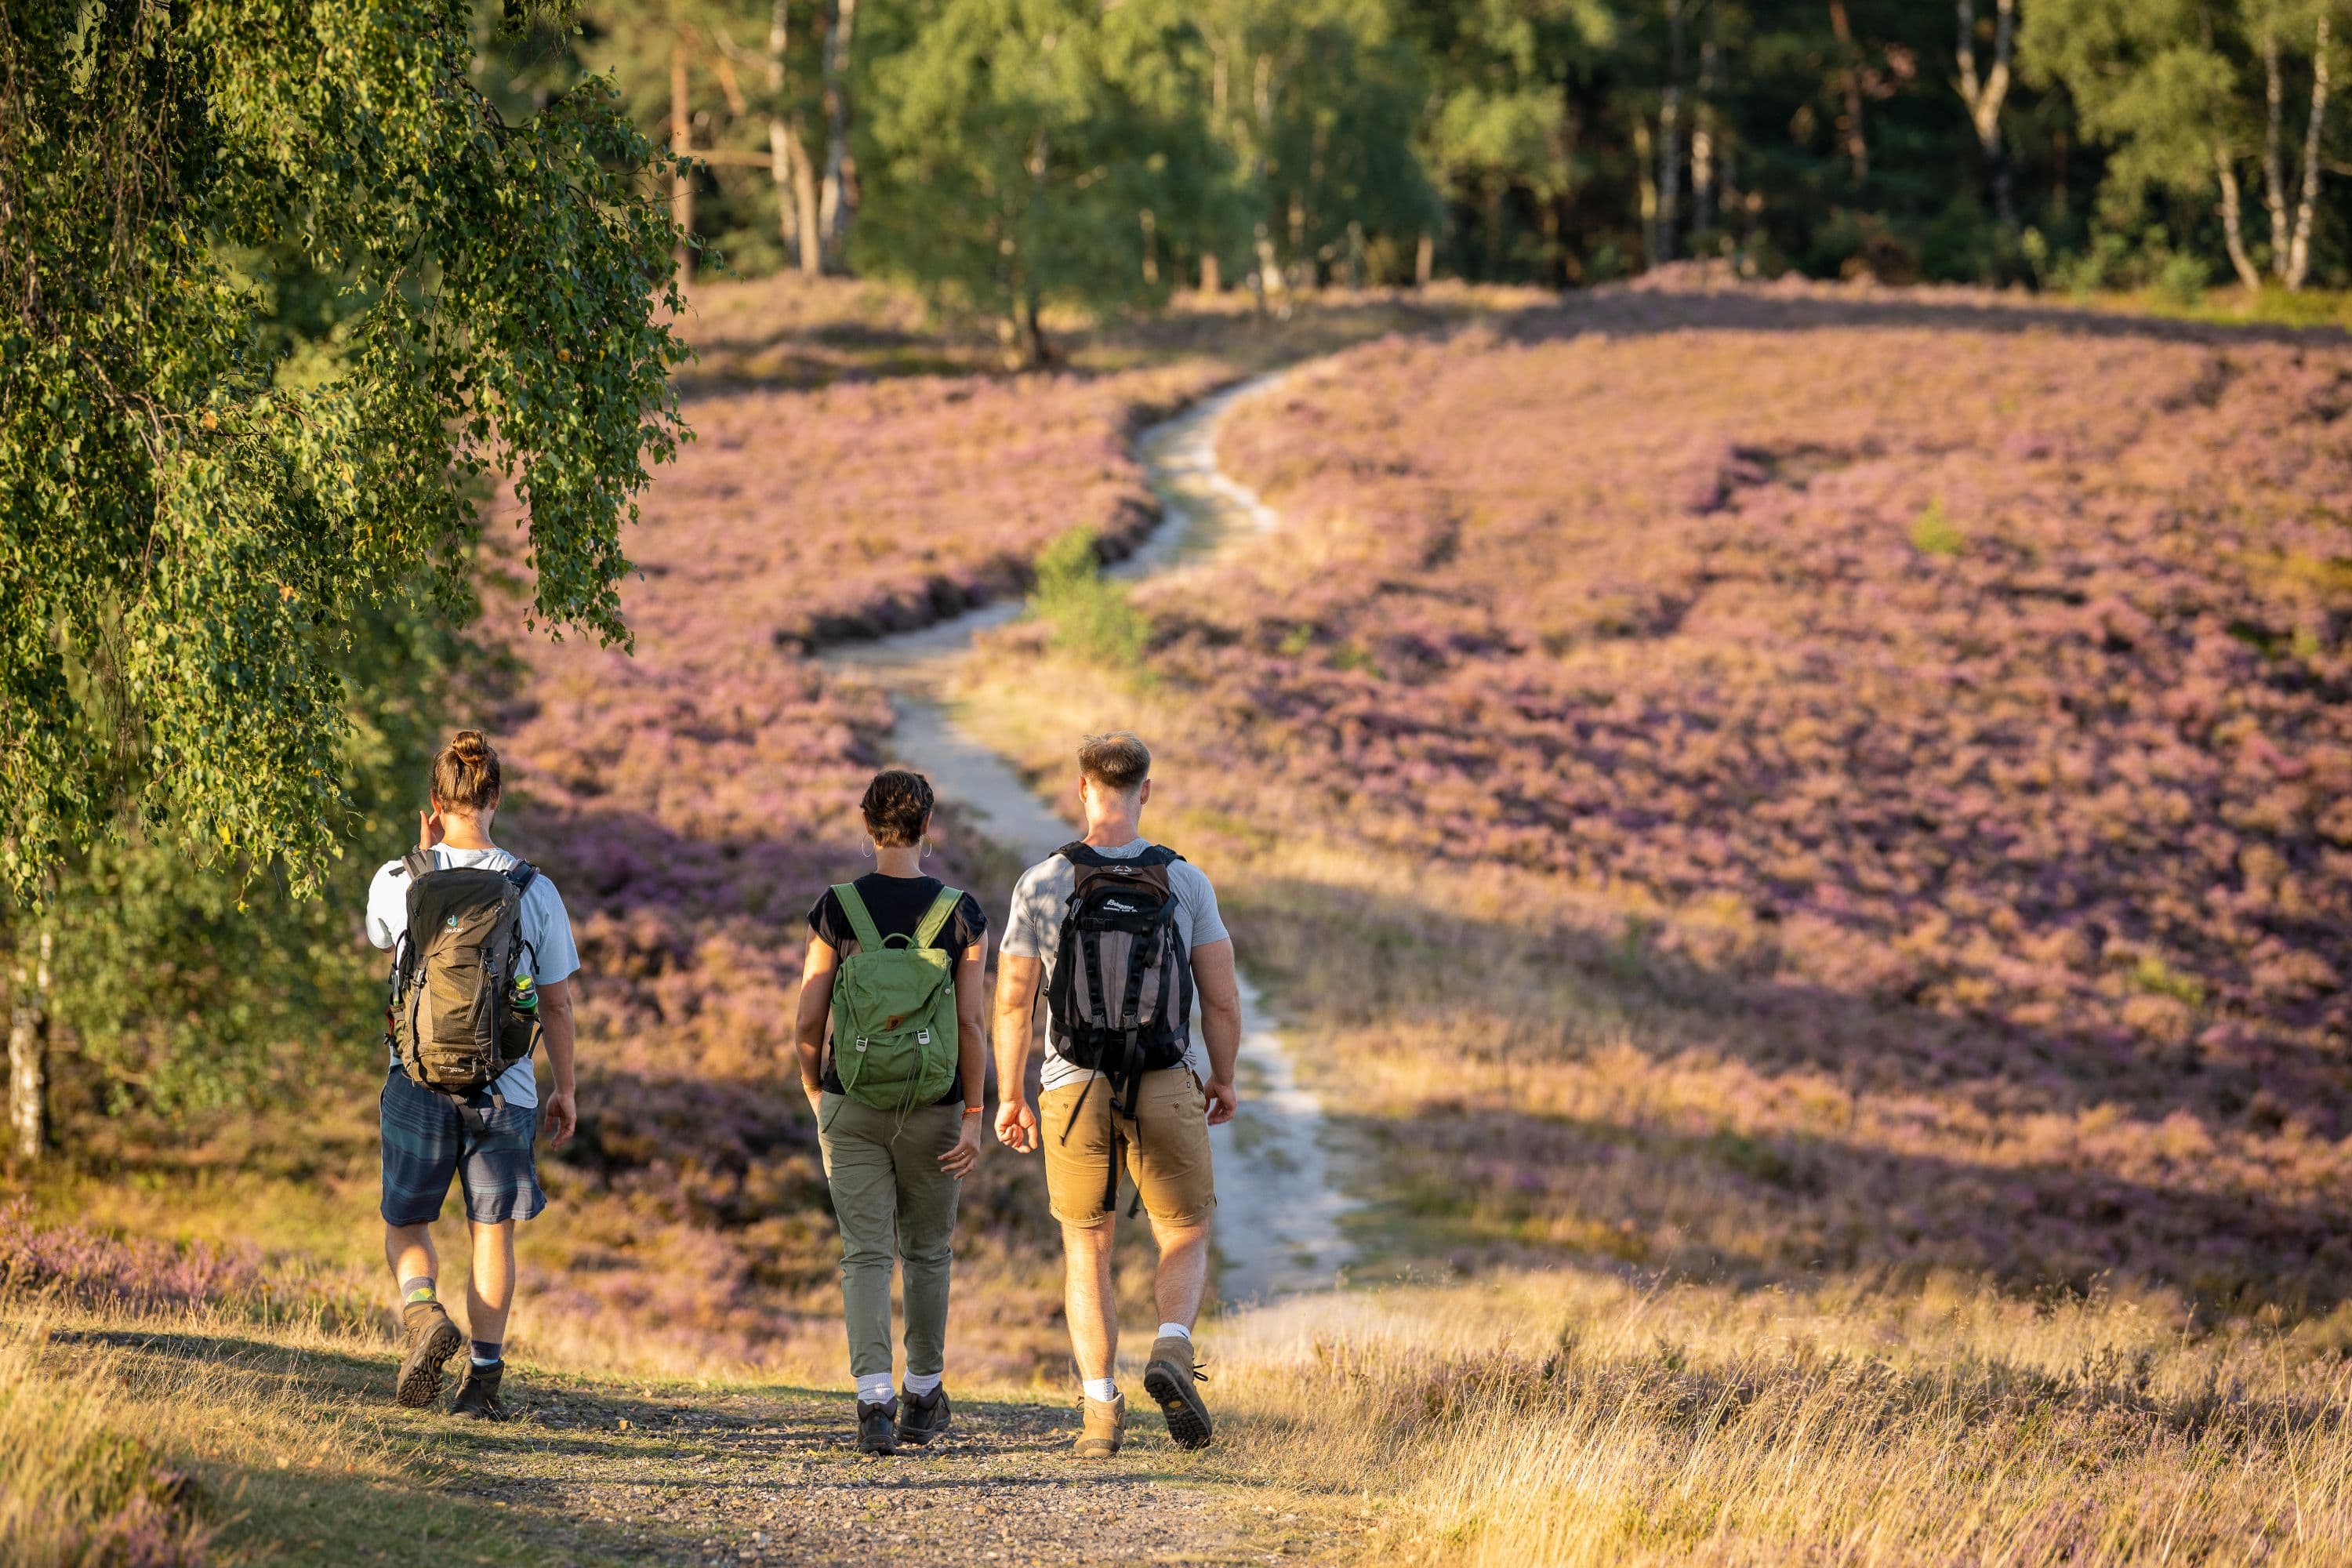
left=861, top=837, right=874, bottom=860
left=920, top=839, right=934, bottom=862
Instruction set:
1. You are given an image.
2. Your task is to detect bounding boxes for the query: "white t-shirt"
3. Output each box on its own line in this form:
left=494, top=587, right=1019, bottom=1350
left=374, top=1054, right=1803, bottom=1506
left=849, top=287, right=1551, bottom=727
left=1000, top=838, right=1229, bottom=1092
left=367, top=846, right=579, bottom=1109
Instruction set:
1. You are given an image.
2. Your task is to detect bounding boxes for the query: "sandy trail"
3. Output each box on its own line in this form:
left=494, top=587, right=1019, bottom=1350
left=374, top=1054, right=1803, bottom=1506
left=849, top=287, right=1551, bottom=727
left=824, top=372, right=1357, bottom=1305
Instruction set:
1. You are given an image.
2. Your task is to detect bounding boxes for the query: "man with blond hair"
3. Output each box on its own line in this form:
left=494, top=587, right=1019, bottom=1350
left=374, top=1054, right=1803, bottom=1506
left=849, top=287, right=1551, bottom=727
left=993, top=732, right=1243, bottom=1457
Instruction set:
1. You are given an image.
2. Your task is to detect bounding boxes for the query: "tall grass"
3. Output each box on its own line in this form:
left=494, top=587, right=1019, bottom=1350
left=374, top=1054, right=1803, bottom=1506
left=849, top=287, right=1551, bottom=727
left=1207, top=1270, right=2352, bottom=1565
left=0, top=1326, right=211, bottom=1568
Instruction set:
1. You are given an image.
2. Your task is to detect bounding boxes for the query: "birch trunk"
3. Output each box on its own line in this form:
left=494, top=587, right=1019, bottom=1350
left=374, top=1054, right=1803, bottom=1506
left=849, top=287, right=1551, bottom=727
left=2265, top=28, right=2292, bottom=273
left=670, top=36, right=695, bottom=281
left=8, top=921, right=49, bottom=1164
left=1956, top=0, right=2016, bottom=230
left=2217, top=149, right=2263, bottom=291
left=2288, top=17, right=2332, bottom=291
left=768, top=0, right=822, bottom=278
left=818, top=0, right=859, bottom=270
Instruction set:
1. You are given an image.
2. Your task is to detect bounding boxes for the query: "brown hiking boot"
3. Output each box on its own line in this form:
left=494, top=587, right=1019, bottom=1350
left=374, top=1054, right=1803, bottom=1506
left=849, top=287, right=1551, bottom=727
left=395, top=1301, right=463, bottom=1409
left=1143, top=1334, right=1213, bottom=1450
left=1073, top=1392, right=1125, bottom=1460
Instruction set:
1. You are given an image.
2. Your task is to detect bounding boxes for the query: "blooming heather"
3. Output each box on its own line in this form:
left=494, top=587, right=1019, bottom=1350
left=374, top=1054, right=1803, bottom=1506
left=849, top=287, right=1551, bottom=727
left=1114, top=277, right=2352, bottom=1303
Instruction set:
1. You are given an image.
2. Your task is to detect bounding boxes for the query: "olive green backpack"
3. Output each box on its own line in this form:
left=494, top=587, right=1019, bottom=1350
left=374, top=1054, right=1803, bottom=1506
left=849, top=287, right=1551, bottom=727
left=827, top=884, right=963, bottom=1112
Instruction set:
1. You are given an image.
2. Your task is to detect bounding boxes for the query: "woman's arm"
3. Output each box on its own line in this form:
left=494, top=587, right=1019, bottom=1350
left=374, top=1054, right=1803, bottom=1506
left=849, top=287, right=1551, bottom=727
left=538, top=978, right=579, bottom=1146
left=794, top=935, right=840, bottom=1113
left=939, top=933, right=988, bottom=1176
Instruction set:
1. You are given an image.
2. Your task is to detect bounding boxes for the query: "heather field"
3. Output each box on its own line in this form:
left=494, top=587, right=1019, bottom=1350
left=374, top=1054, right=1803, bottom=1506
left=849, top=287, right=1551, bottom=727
left=961, top=276, right=2352, bottom=1314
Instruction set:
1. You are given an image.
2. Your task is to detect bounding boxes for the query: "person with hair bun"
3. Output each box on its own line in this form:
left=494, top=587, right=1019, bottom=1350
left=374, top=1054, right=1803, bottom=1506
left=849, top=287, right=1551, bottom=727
left=794, top=767, right=989, bottom=1455
left=363, top=729, right=583, bottom=1421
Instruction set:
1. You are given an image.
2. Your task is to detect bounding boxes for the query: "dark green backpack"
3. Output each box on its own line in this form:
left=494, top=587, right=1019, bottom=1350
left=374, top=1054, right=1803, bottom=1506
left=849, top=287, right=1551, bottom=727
left=827, top=884, right=964, bottom=1112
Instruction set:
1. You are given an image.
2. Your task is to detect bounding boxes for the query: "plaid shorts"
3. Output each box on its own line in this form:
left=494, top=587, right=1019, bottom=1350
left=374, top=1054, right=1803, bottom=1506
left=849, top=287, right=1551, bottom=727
left=379, top=1066, right=546, bottom=1227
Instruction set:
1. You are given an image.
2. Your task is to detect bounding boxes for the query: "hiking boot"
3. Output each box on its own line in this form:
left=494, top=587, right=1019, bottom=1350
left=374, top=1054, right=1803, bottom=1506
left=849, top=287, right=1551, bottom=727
left=857, top=1398, right=899, bottom=1456
left=1143, top=1334, right=1213, bottom=1450
left=1073, top=1392, right=1125, bottom=1460
left=451, top=1360, right=508, bottom=1421
left=395, top=1301, right=463, bottom=1409
left=896, top=1385, right=950, bottom=1446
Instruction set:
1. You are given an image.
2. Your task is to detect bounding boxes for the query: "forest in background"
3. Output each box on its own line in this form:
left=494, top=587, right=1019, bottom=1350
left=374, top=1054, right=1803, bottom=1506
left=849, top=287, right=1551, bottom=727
left=543, top=0, right=2351, bottom=356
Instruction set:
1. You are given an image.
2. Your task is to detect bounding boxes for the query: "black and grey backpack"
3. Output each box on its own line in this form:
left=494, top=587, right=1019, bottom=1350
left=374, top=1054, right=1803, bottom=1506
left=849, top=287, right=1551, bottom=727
left=1047, top=841, right=1196, bottom=1204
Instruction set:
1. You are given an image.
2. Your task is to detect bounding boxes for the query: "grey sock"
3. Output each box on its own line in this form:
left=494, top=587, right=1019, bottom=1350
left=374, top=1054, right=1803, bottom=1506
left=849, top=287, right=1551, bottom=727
left=401, top=1276, right=437, bottom=1306
left=470, top=1340, right=502, bottom=1367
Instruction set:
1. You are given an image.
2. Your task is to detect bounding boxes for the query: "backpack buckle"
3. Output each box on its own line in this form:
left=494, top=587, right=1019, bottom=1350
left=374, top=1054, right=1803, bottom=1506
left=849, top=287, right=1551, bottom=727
left=855, top=1036, right=869, bottom=1053
left=916, top=1028, right=931, bottom=1046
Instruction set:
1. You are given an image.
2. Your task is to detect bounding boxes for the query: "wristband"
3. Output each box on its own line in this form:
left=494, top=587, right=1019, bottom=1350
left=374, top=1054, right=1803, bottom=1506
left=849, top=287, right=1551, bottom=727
left=963, top=1106, right=984, bottom=1117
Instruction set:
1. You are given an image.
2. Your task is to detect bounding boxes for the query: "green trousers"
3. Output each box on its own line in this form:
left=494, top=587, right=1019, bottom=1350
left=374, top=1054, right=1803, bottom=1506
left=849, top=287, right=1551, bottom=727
left=817, top=1094, right=964, bottom=1381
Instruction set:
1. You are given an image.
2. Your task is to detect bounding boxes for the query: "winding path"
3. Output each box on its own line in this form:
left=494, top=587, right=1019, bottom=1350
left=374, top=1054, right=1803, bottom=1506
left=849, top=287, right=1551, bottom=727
left=824, top=372, right=1356, bottom=1305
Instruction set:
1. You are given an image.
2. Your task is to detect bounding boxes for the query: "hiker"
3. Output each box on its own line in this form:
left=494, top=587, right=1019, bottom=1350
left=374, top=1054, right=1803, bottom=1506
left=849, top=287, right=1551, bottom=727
left=795, top=768, right=989, bottom=1456
left=993, top=731, right=1242, bottom=1458
left=366, top=730, right=579, bottom=1421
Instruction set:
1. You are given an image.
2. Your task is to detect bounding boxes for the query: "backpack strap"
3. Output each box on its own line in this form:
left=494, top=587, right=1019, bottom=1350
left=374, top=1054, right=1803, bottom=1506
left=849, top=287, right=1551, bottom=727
left=1058, top=840, right=1183, bottom=870
left=504, top=860, right=538, bottom=895
left=831, top=882, right=885, bottom=951
left=913, top=887, right=964, bottom=950
left=401, top=849, right=433, bottom=880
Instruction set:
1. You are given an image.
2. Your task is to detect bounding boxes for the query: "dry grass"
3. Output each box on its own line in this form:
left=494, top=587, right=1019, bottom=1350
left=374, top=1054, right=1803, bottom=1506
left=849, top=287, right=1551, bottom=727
left=1205, top=1268, right=2352, bottom=1565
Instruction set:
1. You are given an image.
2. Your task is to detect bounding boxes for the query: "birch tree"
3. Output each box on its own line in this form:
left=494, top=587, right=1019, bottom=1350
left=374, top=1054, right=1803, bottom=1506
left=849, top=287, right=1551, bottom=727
left=1, top=0, right=685, bottom=898
left=1957, top=0, right=2018, bottom=230
left=2026, top=0, right=2341, bottom=291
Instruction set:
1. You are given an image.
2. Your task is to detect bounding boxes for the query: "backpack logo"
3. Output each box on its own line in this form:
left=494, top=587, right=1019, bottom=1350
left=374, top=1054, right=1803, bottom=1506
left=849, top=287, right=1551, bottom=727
left=1100, top=898, right=1140, bottom=913
left=444, top=914, right=462, bottom=929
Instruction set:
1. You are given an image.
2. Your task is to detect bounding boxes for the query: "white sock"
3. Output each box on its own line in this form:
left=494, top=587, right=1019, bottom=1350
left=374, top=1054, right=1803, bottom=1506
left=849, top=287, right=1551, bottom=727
left=855, top=1373, right=895, bottom=1405
left=1083, top=1377, right=1119, bottom=1403
left=1156, top=1322, right=1192, bottom=1342
left=904, top=1370, right=942, bottom=1396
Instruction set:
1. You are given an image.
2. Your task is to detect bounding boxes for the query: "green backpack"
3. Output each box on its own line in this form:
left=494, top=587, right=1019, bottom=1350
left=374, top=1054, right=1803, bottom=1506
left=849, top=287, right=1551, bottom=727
left=827, top=883, right=964, bottom=1112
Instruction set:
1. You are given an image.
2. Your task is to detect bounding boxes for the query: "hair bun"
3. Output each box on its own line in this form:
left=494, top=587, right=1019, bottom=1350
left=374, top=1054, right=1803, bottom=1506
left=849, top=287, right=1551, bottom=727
left=430, top=730, right=503, bottom=812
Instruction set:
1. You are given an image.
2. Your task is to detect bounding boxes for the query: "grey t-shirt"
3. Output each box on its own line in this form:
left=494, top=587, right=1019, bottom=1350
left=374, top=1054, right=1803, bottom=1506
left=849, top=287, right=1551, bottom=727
left=1000, top=838, right=1229, bottom=1092
left=368, top=845, right=580, bottom=1109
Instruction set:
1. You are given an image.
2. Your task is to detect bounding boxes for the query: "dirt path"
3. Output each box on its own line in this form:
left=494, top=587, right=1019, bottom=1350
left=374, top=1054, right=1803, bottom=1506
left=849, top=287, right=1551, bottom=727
left=823, top=372, right=1358, bottom=1305
left=452, top=1376, right=1298, bottom=1567
left=76, top=1317, right=1320, bottom=1567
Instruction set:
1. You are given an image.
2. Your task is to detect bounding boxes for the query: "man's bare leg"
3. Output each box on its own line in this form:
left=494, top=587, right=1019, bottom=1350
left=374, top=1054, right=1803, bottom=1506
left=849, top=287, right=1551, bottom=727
left=387, top=1222, right=462, bottom=1407
left=386, top=1222, right=437, bottom=1291
left=466, top=1219, right=517, bottom=1347
left=1063, top=1218, right=1119, bottom=1381
left=1142, top=1214, right=1215, bottom=1450
left=1150, top=1214, right=1210, bottom=1331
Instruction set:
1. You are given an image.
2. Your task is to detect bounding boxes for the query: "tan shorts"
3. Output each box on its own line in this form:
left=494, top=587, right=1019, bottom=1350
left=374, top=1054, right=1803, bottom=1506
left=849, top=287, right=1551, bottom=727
left=1040, top=1066, right=1217, bottom=1229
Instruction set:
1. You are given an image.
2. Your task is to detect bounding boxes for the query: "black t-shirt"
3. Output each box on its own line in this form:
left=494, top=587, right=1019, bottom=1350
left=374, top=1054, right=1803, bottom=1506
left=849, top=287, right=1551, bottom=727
left=808, top=873, right=988, bottom=1104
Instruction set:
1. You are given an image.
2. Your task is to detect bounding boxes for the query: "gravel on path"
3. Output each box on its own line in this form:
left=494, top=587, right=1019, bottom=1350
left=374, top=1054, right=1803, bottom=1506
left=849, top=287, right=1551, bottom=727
left=434, top=1376, right=1320, bottom=1567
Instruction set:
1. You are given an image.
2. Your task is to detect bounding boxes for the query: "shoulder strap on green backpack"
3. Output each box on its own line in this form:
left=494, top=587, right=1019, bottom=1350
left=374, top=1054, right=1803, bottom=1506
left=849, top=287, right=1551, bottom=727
left=832, top=883, right=885, bottom=951
left=915, top=887, right=964, bottom=949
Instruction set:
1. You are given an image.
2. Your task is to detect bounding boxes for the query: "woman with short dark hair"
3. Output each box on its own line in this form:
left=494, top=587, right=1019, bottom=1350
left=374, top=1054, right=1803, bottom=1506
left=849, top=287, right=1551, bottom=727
left=794, top=768, right=989, bottom=1454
